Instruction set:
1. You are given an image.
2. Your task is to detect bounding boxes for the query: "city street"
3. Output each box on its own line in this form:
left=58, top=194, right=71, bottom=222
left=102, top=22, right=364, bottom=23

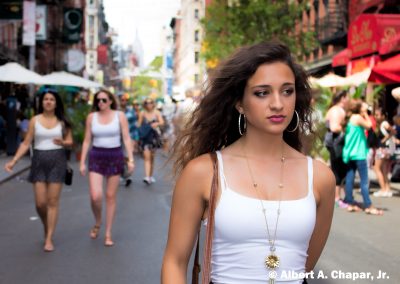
left=0, top=154, right=399, bottom=284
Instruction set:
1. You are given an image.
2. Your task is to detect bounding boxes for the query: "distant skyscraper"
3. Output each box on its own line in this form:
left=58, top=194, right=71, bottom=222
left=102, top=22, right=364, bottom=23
left=132, top=29, right=144, bottom=68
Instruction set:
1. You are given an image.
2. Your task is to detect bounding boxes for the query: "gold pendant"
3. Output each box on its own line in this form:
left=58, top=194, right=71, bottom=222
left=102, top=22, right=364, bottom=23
left=265, top=254, right=280, bottom=269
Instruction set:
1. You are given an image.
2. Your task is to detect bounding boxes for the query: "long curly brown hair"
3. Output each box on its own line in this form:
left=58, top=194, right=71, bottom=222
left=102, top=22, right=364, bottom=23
left=171, top=41, right=313, bottom=175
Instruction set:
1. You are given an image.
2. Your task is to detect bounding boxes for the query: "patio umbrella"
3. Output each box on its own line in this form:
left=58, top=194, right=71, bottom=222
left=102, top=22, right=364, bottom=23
left=312, top=73, right=347, bottom=87
left=392, top=86, right=400, bottom=102
left=42, top=71, right=103, bottom=88
left=343, top=68, right=371, bottom=86
left=0, top=62, right=50, bottom=85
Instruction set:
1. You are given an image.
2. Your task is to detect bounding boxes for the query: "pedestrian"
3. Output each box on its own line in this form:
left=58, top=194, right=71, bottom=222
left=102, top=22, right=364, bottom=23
left=373, top=107, right=395, bottom=197
left=79, top=89, right=134, bottom=246
left=137, top=98, right=164, bottom=185
left=4, top=89, right=73, bottom=252
left=119, top=94, right=139, bottom=187
left=324, top=90, right=349, bottom=208
left=161, top=41, right=335, bottom=283
left=342, top=100, right=383, bottom=215
left=131, top=100, right=141, bottom=153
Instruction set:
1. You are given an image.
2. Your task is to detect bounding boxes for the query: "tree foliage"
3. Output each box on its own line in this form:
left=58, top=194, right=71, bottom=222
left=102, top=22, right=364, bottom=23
left=201, top=0, right=317, bottom=64
left=131, top=56, right=163, bottom=100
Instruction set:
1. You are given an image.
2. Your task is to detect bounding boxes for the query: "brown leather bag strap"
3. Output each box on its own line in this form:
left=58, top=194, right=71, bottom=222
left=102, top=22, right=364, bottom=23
left=191, top=152, right=219, bottom=284
left=202, top=152, right=219, bottom=283
left=192, top=234, right=200, bottom=284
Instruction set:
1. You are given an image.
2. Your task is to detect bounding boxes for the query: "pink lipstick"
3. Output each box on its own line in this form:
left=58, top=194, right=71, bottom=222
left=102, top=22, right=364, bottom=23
left=268, top=115, right=285, bottom=123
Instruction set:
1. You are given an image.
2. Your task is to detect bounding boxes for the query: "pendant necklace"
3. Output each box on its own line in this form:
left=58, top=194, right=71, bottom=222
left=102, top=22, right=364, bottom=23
left=242, top=141, right=285, bottom=284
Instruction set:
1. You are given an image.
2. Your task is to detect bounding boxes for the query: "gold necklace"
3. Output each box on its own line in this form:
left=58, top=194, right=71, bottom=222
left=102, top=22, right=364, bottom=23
left=242, top=141, right=285, bottom=284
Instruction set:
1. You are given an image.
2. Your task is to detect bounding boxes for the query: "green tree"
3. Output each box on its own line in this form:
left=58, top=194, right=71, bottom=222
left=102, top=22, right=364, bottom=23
left=131, top=56, right=163, bottom=100
left=201, top=0, right=317, bottom=64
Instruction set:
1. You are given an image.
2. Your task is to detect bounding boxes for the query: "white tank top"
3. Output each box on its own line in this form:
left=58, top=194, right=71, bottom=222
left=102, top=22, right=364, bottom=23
left=210, top=151, right=316, bottom=284
left=91, top=111, right=121, bottom=148
left=34, top=119, right=63, bottom=150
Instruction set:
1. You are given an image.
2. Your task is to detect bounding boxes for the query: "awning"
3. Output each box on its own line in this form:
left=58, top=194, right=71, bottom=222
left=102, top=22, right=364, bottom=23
left=348, top=14, right=400, bottom=59
left=379, top=32, right=400, bottom=55
left=332, top=49, right=350, bottom=67
left=368, top=54, right=400, bottom=84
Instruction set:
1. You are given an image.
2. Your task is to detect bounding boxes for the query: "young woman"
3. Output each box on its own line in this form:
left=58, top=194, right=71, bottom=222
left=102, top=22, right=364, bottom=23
left=137, top=98, right=164, bottom=184
left=342, top=101, right=383, bottom=215
left=80, top=90, right=134, bottom=246
left=161, top=41, right=335, bottom=283
left=4, top=90, right=73, bottom=252
left=324, top=90, right=349, bottom=208
left=373, top=108, right=395, bottom=198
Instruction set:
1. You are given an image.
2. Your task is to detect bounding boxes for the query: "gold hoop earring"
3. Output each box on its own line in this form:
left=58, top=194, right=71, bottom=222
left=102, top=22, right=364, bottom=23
left=238, top=113, right=247, bottom=136
left=286, top=110, right=299, bottom=132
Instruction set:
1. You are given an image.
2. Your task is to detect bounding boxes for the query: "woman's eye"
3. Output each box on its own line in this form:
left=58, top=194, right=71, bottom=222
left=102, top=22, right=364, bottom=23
left=254, top=90, right=269, bottom=97
left=282, top=88, right=294, bottom=96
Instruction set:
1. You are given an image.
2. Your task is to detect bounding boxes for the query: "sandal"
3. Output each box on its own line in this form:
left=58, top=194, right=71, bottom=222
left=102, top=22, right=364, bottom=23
left=104, top=236, right=114, bottom=247
left=90, top=225, right=100, bottom=239
left=365, top=207, right=383, bottom=216
left=347, top=205, right=361, bottom=212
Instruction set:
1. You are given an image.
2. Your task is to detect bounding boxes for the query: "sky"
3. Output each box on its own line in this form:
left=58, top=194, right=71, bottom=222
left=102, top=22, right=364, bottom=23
left=103, top=0, right=180, bottom=66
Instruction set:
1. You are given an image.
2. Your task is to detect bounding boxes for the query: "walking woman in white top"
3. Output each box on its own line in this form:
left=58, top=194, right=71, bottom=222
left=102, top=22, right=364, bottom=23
left=80, top=90, right=134, bottom=247
left=5, top=89, right=73, bottom=252
left=162, top=42, right=335, bottom=283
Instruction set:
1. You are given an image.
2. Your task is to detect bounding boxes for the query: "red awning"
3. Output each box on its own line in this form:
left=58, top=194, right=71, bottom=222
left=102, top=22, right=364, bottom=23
left=368, top=54, right=400, bottom=84
left=348, top=14, right=400, bottom=59
left=379, top=32, right=400, bottom=55
left=332, top=49, right=350, bottom=67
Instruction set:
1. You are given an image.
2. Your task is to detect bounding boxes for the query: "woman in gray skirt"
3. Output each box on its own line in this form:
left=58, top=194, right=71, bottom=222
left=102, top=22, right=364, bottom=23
left=80, top=90, right=134, bottom=247
left=4, top=89, right=73, bottom=252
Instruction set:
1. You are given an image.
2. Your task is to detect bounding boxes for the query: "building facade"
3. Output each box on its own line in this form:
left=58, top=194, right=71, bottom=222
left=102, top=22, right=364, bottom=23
left=170, top=0, right=207, bottom=93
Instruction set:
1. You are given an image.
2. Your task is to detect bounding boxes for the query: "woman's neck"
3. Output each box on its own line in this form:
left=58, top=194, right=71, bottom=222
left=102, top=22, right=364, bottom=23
left=42, top=111, right=55, bottom=118
left=239, top=133, right=285, bottom=160
left=99, top=108, right=113, bottom=115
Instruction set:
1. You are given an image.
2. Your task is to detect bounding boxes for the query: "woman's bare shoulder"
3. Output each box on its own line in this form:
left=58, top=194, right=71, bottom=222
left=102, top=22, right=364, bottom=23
left=313, top=159, right=335, bottom=196
left=182, top=153, right=214, bottom=178
left=175, top=153, right=215, bottom=198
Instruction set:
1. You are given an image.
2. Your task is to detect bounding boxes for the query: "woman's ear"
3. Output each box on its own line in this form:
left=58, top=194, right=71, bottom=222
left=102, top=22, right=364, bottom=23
left=235, top=102, right=243, bottom=114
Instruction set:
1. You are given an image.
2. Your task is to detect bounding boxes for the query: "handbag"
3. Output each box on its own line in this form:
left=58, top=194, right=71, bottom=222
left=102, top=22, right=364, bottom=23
left=65, top=166, right=73, bottom=186
left=192, top=153, right=219, bottom=284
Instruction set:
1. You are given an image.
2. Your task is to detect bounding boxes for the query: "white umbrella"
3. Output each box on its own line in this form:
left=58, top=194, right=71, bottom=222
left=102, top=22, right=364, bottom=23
left=0, top=62, right=51, bottom=85
left=392, top=86, right=400, bottom=102
left=312, top=73, right=347, bottom=88
left=43, top=71, right=103, bottom=88
left=344, top=68, right=371, bottom=86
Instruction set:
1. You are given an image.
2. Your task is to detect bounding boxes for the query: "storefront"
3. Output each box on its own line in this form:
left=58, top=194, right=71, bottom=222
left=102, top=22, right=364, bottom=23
left=332, top=13, right=400, bottom=117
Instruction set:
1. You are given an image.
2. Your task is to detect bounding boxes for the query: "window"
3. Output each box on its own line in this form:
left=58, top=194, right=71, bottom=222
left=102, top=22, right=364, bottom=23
left=195, top=51, right=199, bottom=64
left=194, top=30, right=199, bottom=42
left=194, top=9, right=199, bottom=19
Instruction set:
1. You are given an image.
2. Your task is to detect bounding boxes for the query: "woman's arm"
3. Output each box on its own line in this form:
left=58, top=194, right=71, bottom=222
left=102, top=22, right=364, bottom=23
left=157, top=110, right=165, bottom=126
left=380, top=121, right=395, bottom=144
left=161, top=154, right=214, bottom=284
left=137, top=111, right=143, bottom=127
left=305, top=160, right=335, bottom=272
left=79, top=113, right=93, bottom=176
left=119, top=111, right=134, bottom=172
left=4, top=116, right=36, bottom=172
left=53, top=125, right=73, bottom=148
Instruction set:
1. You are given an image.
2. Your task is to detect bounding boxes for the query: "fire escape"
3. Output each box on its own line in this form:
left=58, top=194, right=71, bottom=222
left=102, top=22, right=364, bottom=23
left=315, top=0, right=349, bottom=46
